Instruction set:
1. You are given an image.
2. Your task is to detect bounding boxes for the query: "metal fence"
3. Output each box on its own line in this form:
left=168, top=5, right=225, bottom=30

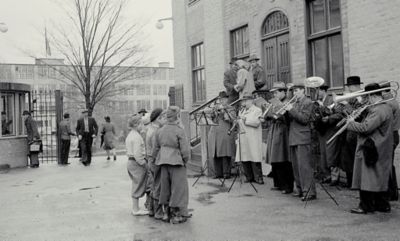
left=31, top=89, right=63, bottom=163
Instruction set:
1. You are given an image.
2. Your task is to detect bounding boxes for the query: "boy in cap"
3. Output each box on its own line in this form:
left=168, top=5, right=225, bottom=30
left=152, top=106, right=190, bottom=224
left=126, top=115, right=149, bottom=216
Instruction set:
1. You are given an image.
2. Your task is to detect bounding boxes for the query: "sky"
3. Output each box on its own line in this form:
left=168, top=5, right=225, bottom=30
left=0, top=0, right=174, bottom=67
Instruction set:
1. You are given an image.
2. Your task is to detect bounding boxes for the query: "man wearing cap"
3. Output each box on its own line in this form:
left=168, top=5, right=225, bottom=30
left=76, top=109, right=98, bottom=166
left=152, top=106, right=190, bottom=224
left=347, top=83, right=393, bottom=214
left=223, top=58, right=239, bottom=104
left=235, top=95, right=264, bottom=184
left=249, top=54, right=266, bottom=90
left=341, top=76, right=364, bottom=187
left=265, top=82, right=294, bottom=193
left=145, top=108, right=166, bottom=218
left=22, top=110, right=41, bottom=168
left=138, top=108, right=147, bottom=117
left=207, top=91, right=236, bottom=179
left=285, top=84, right=316, bottom=201
left=234, top=60, right=256, bottom=100
left=59, top=113, right=75, bottom=165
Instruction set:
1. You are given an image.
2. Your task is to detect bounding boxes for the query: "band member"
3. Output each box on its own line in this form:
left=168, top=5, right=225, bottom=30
left=341, top=76, right=364, bottom=187
left=76, top=109, right=98, bottom=166
left=234, top=60, right=256, bottom=99
left=223, top=58, right=239, bottom=104
left=265, top=82, right=294, bottom=193
left=348, top=83, right=393, bottom=214
left=235, top=95, right=264, bottom=184
left=145, top=108, right=166, bottom=218
left=312, top=85, right=334, bottom=183
left=207, top=91, right=236, bottom=179
left=126, top=115, right=149, bottom=216
left=286, top=84, right=315, bottom=201
left=152, top=106, right=190, bottom=224
left=248, top=54, right=266, bottom=90
left=381, top=83, right=400, bottom=201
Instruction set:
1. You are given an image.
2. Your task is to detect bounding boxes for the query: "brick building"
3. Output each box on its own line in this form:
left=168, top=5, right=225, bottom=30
left=172, top=0, right=400, bottom=109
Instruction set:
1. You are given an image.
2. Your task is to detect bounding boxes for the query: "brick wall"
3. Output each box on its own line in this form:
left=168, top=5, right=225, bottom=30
left=0, top=137, right=28, bottom=168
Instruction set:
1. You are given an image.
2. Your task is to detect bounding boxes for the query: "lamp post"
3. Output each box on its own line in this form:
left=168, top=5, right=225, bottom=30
left=155, top=17, right=173, bottom=30
left=0, top=22, right=8, bottom=33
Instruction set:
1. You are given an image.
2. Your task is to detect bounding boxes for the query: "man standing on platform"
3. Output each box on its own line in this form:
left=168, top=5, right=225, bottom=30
left=223, top=58, right=239, bottom=104
left=249, top=54, right=266, bottom=90
left=59, top=113, right=75, bottom=165
left=76, top=109, right=98, bottom=166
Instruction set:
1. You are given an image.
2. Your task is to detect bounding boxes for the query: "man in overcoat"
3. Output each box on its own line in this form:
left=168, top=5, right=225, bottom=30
left=223, top=58, right=239, bottom=104
left=23, top=110, right=41, bottom=168
left=76, top=109, right=98, bottom=166
left=348, top=83, right=393, bottom=214
left=249, top=54, right=266, bottom=90
left=265, top=82, right=293, bottom=193
left=286, top=84, right=316, bottom=201
left=207, top=91, right=236, bottom=179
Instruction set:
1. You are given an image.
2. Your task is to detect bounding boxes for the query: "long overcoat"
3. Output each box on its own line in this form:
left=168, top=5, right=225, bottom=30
left=288, top=96, right=313, bottom=146
left=235, top=105, right=263, bottom=163
left=235, top=68, right=256, bottom=99
left=265, top=98, right=289, bottom=164
left=347, top=103, right=393, bottom=192
left=101, top=122, right=116, bottom=150
left=207, top=106, right=236, bottom=158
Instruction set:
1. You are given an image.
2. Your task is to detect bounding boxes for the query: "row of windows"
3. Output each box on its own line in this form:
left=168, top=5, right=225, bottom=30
left=191, top=0, right=343, bottom=103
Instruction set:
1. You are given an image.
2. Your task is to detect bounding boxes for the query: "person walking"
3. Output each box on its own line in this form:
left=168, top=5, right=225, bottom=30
left=22, top=110, right=40, bottom=168
left=101, top=116, right=117, bottom=161
left=59, top=113, right=75, bottom=165
left=76, top=109, right=98, bottom=166
left=126, top=115, right=149, bottom=216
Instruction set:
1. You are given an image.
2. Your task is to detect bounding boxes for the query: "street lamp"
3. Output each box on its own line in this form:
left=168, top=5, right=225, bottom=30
left=155, top=17, right=173, bottom=30
left=0, top=22, right=8, bottom=33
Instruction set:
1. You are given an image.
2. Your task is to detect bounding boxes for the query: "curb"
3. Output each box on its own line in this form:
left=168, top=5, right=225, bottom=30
left=0, top=164, right=10, bottom=171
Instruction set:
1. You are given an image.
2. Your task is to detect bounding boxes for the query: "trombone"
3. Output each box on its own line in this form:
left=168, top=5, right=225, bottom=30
left=272, top=95, right=298, bottom=116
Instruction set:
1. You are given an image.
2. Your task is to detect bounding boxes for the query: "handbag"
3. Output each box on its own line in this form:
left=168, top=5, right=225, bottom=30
left=29, top=140, right=43, bottom=153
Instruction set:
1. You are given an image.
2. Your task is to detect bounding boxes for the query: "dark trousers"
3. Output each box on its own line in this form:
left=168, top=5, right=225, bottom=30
left=159, top=165, right=188, bottom=208
left=213, top=156, right=232, bottom=177
left=359, top=190, right=390, bottom=212
left=272, top=162, right=294, bottom=192
left=60, top=139, right=71, bottom=164
left=242, top=161, right=262, bottom=182
left=80, top=133, right=93, bottom=165
left=290, top=145, right=316, bottom=196
left=388, top=131, right=399, bottom=201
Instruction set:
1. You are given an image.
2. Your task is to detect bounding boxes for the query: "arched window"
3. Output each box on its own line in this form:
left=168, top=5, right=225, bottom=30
left=262, top=11, right=289, bottom=37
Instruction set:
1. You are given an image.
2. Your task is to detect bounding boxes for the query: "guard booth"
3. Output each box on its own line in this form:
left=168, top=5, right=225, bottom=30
left=0, top=83, right=31, bottom=168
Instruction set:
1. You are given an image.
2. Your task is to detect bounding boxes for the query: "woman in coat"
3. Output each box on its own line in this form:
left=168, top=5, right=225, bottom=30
left=235, top=95, right=263, bottom=184
left=101, top=116, right=116, bottom=161
left=207, top=91, right=236, bottom=179
left=348, top=83, right=393, bottom=214
left=234, top=60, right=255, bottom=99
left=22, top=110, right=40, bottom=168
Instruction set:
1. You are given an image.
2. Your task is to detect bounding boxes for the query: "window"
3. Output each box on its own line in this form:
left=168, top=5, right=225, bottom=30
left=1, top=93, right=15, bottom=136
left=192, top=43, right=206, bottom=103
left=308, top=0, right=343, bottom=87
left=231, top=25, right=249, bottom=59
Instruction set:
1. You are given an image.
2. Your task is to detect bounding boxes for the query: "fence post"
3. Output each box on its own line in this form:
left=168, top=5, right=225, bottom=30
left=55, top=90, right=63, bottom=164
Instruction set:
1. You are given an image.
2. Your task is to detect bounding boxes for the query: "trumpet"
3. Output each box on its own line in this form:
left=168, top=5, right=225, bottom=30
left=273, top=95, right=298, bottom=116
left=326, top=97, right=394, bottom=144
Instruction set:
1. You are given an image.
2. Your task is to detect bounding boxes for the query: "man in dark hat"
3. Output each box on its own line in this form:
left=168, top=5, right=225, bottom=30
left=138, top=109, right=147, bottom=117
left=223, top=57, right=239, bottom=104
left=22, top=110, right=41, bottom=168
left=347, top=83, right=393, bottom=214
left=249, top=54, right=266, bottom=90
left=285, top=84, right=316, bottom=201
left=76, top=109, right=98, bottom=166
left=59, top=113, right=75, bottom=165
left=207, top=91, right=236, bottom=179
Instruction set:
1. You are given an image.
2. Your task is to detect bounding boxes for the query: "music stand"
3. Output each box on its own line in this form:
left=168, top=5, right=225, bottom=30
left=227, top=107, right=258, bottom=193
left=192, top=110, right=224, bottom=187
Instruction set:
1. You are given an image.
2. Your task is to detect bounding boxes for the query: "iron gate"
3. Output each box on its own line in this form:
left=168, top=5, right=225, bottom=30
left=31, top=89, right=63, bottom=163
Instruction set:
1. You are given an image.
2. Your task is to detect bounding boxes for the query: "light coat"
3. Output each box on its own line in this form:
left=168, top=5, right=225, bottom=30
left=235, top=68, right=256, bottom=99
left=59, top=119, right=74, bottom=140
left=235, top=105, right=263, bottom=163
left=25, top=116, right=40, bottom=142
left=348, top=102, right=393, bottom=192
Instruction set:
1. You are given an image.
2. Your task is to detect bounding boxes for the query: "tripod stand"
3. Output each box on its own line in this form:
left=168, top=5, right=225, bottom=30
left=192, top=110, right=224, bottom=187
left=227, top=109, right=258, bottom=193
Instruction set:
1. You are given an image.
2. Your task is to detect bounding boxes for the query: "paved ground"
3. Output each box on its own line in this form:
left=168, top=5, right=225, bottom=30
left=1, top=156, right=400, bottom=241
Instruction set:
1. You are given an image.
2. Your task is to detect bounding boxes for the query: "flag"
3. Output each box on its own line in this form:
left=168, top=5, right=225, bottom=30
left=45, top=27, right=51, bottom=56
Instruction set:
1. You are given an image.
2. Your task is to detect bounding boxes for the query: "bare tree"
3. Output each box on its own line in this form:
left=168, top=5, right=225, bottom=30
left=47, top=0, right=147, bottom=113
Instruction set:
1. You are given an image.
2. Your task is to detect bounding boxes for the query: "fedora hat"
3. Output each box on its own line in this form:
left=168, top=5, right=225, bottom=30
left=218, top=91, right=228, bottom=98
left=248, top=54, right=260, bottom=62
left=345, top=76, right=363, bottom=86
left=229, top=57, right=237, bottom=64
left=270, top=82, right=287, bottom=92
left=81, top=109, right=89, bottom=114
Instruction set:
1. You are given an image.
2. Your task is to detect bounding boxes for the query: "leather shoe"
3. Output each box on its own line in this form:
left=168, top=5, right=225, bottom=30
left=376, top=207, right=391, bottom=213
left=270, top=187, right=281, bottom=191
left=350, top=207, right=368, bottom=214
left=292, top=192, right=303, bottom=198
left=301, top=195, right=316, bottom=201
left=244, top=179, right=253, bottom=183
left=282, top=190, right=293, bottom=194
left=256, top=179, right=264, bottom=185
left=223, top=174, right=231, bottom=179
left=330, top=180, right=339, bottom=186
